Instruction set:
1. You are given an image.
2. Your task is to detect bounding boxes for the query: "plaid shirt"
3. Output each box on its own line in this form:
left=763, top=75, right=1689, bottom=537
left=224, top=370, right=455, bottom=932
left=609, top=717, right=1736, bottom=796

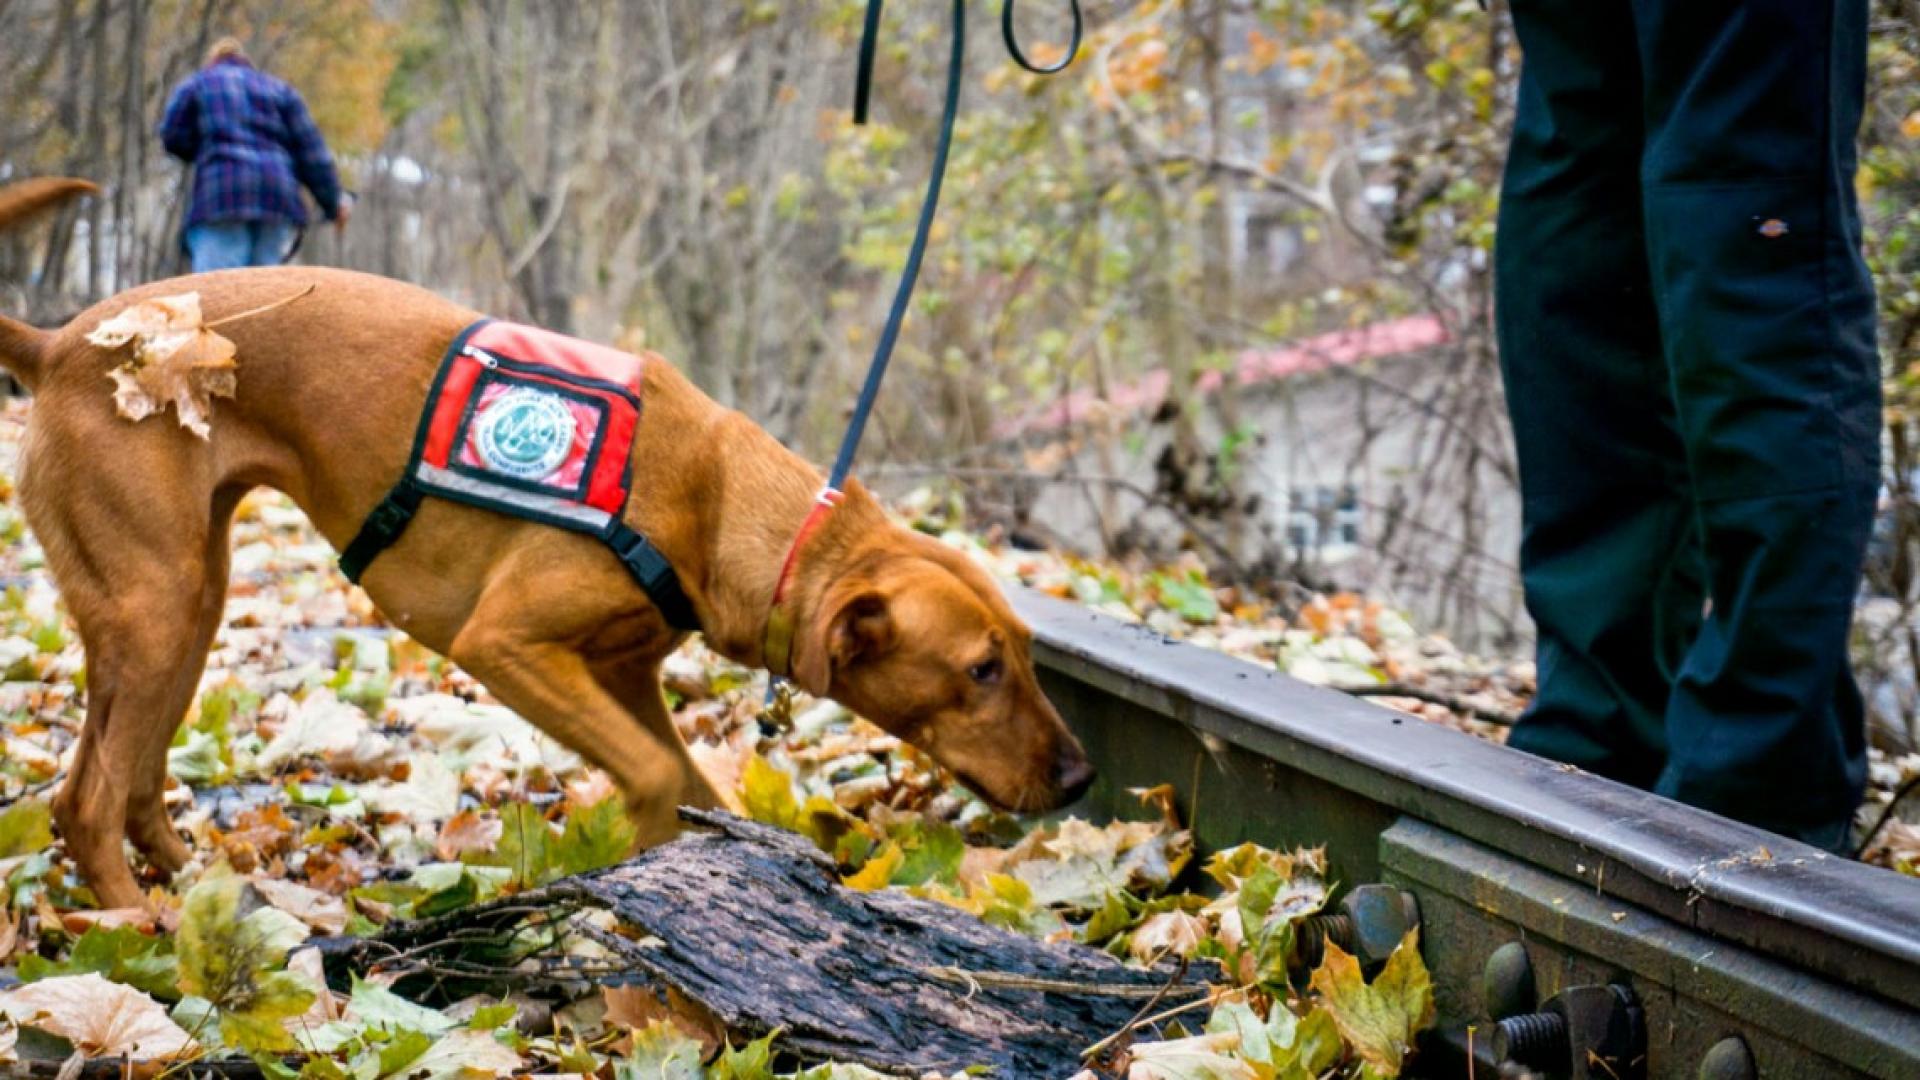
left=159, top=57, right=342, bottom=230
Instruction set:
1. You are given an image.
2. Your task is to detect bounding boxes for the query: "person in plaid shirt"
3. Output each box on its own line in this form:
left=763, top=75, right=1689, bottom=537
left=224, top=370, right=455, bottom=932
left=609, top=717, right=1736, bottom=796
left=159, top=37, right=349, bottom=272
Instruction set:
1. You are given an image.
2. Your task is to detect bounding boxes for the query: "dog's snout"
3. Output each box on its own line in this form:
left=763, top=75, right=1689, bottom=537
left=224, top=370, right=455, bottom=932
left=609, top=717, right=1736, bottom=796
left=1053, top=751, right=1096, bottom=804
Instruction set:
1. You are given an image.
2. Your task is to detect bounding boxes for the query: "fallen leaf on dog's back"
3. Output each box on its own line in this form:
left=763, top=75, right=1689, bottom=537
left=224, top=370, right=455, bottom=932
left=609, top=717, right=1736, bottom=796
left=85, top=292, right=239, bottom=440
left=0, top=972, right=198, bottom=1060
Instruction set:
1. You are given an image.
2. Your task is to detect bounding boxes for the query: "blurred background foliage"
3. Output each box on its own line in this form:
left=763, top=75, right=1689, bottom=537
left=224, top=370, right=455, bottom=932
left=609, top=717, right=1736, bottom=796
left=3, top=0, right=1920, bottom=747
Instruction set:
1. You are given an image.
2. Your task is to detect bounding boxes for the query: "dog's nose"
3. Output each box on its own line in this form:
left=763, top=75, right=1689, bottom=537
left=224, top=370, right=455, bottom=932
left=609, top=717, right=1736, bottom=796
left=1053, top=752, right=1096, bottom=804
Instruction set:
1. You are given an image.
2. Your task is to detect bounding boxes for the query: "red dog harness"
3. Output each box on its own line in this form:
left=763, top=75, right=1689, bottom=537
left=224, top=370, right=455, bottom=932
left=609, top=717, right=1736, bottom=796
left=338, top=319, right=696, bottom=629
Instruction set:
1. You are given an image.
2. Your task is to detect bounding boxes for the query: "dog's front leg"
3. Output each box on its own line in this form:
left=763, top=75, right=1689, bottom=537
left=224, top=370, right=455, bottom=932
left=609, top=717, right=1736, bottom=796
left=450, top=628, right=692, bottom=849
left=590, top=654, right=745, bottom=817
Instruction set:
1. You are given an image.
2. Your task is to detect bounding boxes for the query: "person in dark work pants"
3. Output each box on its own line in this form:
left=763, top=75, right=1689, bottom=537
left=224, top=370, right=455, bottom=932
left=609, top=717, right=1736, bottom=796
left=1495, top=0, right=1879, bottom=852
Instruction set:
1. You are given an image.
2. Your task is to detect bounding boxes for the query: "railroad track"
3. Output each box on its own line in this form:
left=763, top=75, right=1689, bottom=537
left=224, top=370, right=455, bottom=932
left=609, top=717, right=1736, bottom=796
left=1010, top=589, right=1920, bottom=1080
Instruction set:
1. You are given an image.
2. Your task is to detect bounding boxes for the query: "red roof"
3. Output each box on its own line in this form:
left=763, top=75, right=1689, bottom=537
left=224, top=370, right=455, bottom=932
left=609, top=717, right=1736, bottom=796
left=993, top=314, right=1448, bottom=438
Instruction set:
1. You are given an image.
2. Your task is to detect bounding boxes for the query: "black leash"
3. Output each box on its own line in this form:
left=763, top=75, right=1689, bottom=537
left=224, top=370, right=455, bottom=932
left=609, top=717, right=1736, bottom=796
left=827, top=0, right=1083, bottom=491
left=762, top=0, right=1081, bottom=709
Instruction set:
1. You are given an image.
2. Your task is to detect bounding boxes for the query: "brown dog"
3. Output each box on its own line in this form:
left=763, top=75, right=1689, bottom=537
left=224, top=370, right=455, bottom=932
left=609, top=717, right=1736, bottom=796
left=0, top=180, right=1093, bottom=910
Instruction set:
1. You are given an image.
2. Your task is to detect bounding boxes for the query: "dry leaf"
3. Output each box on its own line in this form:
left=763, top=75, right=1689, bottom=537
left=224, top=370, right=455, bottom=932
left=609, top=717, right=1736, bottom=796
left=59, top=907, right=154, bottom=936
left=0, top=973, right=197, bottom=1060
left=252, top=876, right=349, bottom=935
left=603, top=984, right=723, bottom=1057
left=86, top=292, right=238, bottom=440
left=288, top=947, right=344, bottom=1024
left=1129, top=910, right=1208, bottom=964
left=435, top=809, right=504, bottom=861
left=1126, top=1031, right=1259, bottom=1080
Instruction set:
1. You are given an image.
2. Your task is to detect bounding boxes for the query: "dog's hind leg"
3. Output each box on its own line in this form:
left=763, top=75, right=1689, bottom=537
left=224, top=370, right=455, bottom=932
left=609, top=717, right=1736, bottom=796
left=30, top=448, right=223, bottom=908
left=52, top=565, right=217, bottom=909
left=122, top=492, right=240, bottom=874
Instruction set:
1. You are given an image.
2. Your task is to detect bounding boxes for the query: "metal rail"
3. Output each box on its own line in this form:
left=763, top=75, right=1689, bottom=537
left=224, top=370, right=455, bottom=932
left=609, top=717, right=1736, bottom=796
left=1010, top=588, right=1920, bottom=1079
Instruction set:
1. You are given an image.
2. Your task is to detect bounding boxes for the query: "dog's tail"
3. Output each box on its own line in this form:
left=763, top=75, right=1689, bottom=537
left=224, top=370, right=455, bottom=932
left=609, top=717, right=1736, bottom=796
left=0, top=178, right=99, bottom=389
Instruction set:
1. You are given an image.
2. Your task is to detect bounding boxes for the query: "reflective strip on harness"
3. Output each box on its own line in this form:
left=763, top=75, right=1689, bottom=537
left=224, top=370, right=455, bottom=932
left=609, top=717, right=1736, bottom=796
left=338, top=318, right=698, bottom=630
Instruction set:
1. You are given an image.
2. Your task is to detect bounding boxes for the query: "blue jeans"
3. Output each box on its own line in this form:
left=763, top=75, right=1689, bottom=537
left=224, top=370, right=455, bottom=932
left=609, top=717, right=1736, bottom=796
left=185, top=221, right=300, bottom=272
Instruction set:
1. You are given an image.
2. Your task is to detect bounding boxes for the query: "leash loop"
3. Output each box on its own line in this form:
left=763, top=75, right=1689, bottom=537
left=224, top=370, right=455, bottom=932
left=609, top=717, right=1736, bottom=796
left=833, top=0, right=1081, bottom=491
left=1001, top=0, right=1084, bottom=75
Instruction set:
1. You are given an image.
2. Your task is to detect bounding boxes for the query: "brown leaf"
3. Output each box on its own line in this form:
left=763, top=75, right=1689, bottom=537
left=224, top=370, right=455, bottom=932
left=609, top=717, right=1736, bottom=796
left=602, top=984, right=723, bottom=1057
left=563, top=770, right=619, bottom=811
left=59, top=907, right=155, bottom=936
left=0, top=973, right=197, bottom=1060
left=251, top=876, right=348, bottom=935
left=1129, top=910, right=1208, bottom=964
left=86, top=293, right=239, bottom=440
left=288, top=947, right=344, bottom=1024
left=435, top=809, right=504, bottom=861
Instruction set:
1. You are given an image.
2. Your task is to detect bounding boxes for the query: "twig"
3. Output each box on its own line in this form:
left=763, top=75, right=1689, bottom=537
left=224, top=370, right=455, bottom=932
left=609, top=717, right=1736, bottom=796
left=1856, top=773, right=1920, bottom=860
left=918, top=965, right=1202, bottom=1000
left=205, top=283, right=318, bottom=329
left=1080, top=994, right=1217, bottom=1061
left=1081, top=957, right=1190, bottom=1067
left=0, top=770, right=65, bottom=808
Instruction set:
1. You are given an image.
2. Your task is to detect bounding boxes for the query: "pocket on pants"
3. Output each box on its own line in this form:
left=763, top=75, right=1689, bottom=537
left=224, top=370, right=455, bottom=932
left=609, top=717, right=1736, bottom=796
left=1642, top=177, right=1873, bottom=502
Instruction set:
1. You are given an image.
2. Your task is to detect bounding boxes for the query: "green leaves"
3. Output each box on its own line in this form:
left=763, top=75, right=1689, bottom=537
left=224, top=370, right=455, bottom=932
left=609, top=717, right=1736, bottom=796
left=174, top=868, right=316, bottom=1052
left=1150, top=569, right=1222, bottom=625
left=18, top=925, right=180, bottom=1002
left=1203, top=998, right=1342, bottom=1080
left=1308, top=932, right=1435, bottom=1078
left=343, top=974, right=457, bottom=1037
left=556, top=794, right=641, bottom=876
left=0, top=798, right=51, bottom=859
left=618, top=1021, right=707, bottom=1080
left=709, top=1031, right=779, bottom=1080
left=469, top=795, right=637, bottom=890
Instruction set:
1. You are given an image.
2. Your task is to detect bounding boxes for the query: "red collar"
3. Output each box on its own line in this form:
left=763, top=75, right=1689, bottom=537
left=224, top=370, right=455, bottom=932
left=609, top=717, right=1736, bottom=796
left=763, top=487, right=845, bottom=677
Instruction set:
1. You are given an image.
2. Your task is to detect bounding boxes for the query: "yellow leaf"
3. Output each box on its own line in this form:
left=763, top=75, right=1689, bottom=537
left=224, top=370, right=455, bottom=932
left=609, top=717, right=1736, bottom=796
left=741, top=754, right=801, bottom=832
left=1308, top=931, right=1435, bottom=1078
left=1903, top=111, right=1920, bottom=140
left=841, top=843, right=903, bottom=891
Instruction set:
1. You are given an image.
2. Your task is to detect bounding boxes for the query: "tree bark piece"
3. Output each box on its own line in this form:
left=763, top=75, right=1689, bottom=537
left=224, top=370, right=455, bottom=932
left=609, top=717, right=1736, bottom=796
left=356, top=809, right=1205, bottom=1077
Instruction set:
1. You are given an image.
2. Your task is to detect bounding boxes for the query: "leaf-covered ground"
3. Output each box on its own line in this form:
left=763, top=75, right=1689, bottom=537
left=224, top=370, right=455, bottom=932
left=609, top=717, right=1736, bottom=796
left=0, top=399, right=1910, bottom=1078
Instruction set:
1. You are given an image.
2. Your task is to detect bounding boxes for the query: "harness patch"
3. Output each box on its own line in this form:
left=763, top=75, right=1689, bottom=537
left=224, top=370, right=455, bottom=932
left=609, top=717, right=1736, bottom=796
left=472, top=387, right=579, bottom=481
left=338, top=319, right=697, bottom=629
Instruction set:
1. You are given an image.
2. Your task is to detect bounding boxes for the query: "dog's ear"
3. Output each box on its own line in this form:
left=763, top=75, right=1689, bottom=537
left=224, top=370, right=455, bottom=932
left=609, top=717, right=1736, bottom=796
left=795, top=589, right=895, bottom=696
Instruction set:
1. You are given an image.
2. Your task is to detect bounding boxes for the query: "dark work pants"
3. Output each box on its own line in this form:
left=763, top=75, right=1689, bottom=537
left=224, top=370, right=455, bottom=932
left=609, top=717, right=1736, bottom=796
left=1496, top=0, right=1880, bottom=850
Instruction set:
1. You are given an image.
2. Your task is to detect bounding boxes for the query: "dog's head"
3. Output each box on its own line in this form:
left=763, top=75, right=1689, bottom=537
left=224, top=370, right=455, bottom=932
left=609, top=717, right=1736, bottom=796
left=793, top=530, right=1094, bottom=813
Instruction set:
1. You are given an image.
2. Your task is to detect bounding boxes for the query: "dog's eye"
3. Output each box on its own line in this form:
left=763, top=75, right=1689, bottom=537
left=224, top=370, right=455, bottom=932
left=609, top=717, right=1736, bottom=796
left=968, top=658, right=1003, bottom=685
